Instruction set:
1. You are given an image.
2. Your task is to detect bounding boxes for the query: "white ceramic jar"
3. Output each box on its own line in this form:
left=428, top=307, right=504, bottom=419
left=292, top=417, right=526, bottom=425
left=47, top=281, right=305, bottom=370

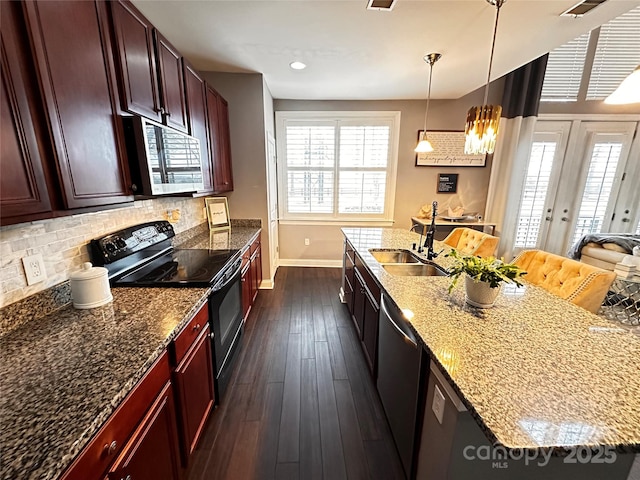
left=69, top=262, right=113, bottom=309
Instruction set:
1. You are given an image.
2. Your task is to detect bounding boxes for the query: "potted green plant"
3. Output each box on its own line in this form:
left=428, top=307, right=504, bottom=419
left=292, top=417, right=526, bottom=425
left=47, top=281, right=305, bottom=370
left=445, top=249, right=526, bottom=308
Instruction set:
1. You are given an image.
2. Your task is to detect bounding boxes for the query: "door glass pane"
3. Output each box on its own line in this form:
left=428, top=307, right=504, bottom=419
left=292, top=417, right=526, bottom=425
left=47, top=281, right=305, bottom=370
left=514, top=142, right=556, bottom=248
left=571, top=142, right=623, bottom=245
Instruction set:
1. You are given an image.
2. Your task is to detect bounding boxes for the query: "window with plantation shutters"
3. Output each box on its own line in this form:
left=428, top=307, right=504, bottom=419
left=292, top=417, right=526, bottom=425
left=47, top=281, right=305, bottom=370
left=571, top=139, right=624, bottom=246
left=587, top=6, right=640, bottom=100
left=276, top=112, right=400, bottom=221
left=541, top=5, right=640, bottom=103
left=541, top=32, right=590, bottom=102
left=514, top=141, right=557, bottom=248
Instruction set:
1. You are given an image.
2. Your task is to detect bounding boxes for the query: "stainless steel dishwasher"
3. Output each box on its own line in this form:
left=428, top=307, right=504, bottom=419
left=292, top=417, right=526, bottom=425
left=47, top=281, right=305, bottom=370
left=377, top=293, right=425, bottom=479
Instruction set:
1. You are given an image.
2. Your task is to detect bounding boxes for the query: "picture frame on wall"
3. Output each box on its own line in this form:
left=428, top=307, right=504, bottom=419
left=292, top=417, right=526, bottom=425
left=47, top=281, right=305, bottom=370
left=205, top=197, right=231, bottom=232
left=415, top=130, right=486, bottom=167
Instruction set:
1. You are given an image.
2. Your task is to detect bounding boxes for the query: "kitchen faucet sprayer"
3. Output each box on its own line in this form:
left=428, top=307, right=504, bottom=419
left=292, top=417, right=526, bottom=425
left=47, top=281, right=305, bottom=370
left=424, top=201, right=439, bottom=260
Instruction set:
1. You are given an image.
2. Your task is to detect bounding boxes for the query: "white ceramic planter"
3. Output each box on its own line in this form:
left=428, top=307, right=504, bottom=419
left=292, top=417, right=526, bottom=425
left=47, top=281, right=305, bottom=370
left=465, top=276, right=500, bottom=308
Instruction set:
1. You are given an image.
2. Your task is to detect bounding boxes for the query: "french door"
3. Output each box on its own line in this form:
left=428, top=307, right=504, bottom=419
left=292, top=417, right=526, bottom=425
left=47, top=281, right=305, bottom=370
left=513, top=120, right=639, bottom=256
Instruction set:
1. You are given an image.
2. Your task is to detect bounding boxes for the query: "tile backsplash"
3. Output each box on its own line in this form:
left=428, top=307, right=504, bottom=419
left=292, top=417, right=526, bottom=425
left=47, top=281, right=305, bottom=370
left=0, top=197, right=207, bottom=308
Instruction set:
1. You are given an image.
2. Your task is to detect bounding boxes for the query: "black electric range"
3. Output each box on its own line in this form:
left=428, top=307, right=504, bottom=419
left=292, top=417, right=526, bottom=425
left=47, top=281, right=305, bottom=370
left=90, top=220, right=240, bottom=288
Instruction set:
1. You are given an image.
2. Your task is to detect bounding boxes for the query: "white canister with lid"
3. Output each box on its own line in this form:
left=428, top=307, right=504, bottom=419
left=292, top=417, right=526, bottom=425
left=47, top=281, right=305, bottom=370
left=69, top=262, right=113, bottom=309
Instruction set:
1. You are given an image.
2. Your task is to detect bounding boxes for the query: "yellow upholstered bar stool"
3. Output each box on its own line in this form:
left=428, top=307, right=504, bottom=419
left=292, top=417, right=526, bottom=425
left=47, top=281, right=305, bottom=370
left=512, top=249, right=616, bottom=314
left=442, top=228, right=499, bottom=258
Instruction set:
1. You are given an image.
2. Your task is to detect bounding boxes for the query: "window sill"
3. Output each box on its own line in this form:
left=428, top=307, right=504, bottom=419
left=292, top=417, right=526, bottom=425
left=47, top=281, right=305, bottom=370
left=279, top=219, right=395, bottom=227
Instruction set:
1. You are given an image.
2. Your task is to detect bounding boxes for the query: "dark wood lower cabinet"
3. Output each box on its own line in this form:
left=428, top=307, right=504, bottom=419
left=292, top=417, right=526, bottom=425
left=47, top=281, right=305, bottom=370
left=241, top=232, right=262, bottom=321
left=107, top=381, right=181, bottom=480
left=173, top=326, right=215, bottom=464
left=342, top=241, right=380, bottom=378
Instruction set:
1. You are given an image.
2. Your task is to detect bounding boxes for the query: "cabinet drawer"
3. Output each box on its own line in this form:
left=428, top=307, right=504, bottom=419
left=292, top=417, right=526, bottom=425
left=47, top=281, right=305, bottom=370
left=355, top=254, right=380, bottom=306
left=172, top=302, right=209, bottom=366
left=250, top=235, right=260, bottom=256
left=61, top=351, right=171, bottom=480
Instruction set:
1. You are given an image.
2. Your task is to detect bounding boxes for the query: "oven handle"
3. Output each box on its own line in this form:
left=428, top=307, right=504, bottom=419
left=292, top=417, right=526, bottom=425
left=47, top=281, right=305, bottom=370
left=212, top=257, right=243, bottom=292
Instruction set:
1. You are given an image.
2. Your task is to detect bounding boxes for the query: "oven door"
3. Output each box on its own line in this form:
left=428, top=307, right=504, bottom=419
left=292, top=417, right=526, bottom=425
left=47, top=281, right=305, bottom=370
left=208, top=257, right=243, bottom=400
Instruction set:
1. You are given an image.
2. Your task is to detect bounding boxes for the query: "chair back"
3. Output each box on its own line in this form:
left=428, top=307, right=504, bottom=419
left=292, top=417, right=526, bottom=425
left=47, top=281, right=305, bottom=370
left=442, top=228, right=499, bottom=258
left=512, top=249, right=616, bottom=313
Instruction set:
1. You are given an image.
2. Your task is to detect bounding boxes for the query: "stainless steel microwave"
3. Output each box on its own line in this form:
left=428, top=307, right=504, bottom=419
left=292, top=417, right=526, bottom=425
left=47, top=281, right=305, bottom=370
left=124, top=117, right=204, bottom=196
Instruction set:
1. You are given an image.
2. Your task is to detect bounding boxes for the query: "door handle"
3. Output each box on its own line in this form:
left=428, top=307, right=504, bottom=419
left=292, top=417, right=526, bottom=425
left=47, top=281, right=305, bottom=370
left=622, top=218, right=630, bottom=223
left=561, top=217, right=569, bottom=222
left=545, top=216, right=552, bottom=221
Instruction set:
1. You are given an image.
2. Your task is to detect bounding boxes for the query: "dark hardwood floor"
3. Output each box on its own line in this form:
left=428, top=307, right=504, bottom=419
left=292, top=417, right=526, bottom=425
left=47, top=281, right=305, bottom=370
left=187, top=267, right=405, bottom=480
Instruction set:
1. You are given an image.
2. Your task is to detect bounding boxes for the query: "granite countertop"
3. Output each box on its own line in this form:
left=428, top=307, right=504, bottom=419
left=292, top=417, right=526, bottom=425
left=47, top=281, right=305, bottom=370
left=343, top=227, right=640, bottom=454
left=0, top=224, right=261, bottom=480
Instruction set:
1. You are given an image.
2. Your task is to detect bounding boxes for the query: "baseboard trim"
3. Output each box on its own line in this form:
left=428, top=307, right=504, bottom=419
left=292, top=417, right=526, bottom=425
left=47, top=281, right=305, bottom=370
left=258, top=279, right=275, bottom=289
left=278, top=259, right=342, bottom=268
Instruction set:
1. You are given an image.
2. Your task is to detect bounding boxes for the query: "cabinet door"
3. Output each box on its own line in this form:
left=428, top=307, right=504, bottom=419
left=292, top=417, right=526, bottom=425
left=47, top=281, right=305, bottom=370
left=108, top=381, right=181, bottom=480
left=155, top=31, right=188, bottom=133
left=109, top=0, right=162, bottom=122
left=174, top=327, right=215, bottom=464
left=241, top=261, right=252, bottom=321
left=24, top=0, right=133, bottom=209
left=0, top=1, right=52, bottom=222
left=352, top=270, right=365, bottom=339
left=206, top=85, right=234, bottom=193
left=251, top=243, right=261, bottom=302
left=183, top=61, right=213, bottom=193
left=362, top=290, right=379, bottom=377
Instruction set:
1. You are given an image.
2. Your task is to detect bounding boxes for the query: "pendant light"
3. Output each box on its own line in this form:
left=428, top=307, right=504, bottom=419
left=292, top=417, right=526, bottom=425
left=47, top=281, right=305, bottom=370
left=604, top=65, right=640, bottom=104
left=464, top=0, right=505, bottom=155
left=415, top=53, right=442, bottom=153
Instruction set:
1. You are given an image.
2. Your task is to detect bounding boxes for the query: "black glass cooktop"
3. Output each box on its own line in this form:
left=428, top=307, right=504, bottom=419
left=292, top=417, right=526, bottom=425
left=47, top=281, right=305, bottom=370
left=113, top=248, right=240, bottom=287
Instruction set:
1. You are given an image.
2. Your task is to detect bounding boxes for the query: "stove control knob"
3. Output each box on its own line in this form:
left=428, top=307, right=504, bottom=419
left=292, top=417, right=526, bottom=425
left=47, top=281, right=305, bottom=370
left=115, top=238, right=127, bottom=249
left=105, top=243, right=116, bottom=254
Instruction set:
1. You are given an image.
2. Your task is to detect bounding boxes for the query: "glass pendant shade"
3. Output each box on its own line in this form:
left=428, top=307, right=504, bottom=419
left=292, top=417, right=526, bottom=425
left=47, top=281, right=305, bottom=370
left=464, top=104, right=502, bottom=154
left=604, top=65, right=640, bottom=104
left=415, top=132, right=434, bottom=153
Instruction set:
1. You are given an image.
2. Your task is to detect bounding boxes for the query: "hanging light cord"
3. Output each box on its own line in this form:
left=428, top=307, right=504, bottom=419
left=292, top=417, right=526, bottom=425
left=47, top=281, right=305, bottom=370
left=483, top=0, right=504, bottom=106
left=422, top=60, right=435, bottom=133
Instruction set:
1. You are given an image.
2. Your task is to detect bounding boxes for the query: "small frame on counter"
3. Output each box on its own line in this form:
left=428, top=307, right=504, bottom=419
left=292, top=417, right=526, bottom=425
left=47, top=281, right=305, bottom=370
left=205, top=197, right=231, bottom=232
left=437, top=173, right=458, bottom=193
left=415, top=130, right=486, bottom=167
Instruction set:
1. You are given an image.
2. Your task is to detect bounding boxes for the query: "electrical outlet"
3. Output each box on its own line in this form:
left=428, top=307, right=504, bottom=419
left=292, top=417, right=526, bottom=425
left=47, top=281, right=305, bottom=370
left=304, top=238, right=310, bottom=246
left=432, top=384, right=446, bottom=424
left=22, top=253, right=47, bottom=286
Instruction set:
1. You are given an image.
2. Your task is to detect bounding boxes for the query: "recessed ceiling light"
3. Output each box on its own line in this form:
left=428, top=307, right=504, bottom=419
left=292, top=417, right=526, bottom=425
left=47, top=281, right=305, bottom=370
left=290, top=61, right=307, bottom=70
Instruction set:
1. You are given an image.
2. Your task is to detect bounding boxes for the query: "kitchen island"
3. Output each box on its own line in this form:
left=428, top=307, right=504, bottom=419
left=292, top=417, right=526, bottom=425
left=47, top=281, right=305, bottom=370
left=0, top=224, right=261, bottom=480
left=343, top=227, right=640, bottom=476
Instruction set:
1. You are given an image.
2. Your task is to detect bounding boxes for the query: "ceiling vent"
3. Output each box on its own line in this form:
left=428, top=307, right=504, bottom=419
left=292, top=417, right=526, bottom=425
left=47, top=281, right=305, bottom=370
left=366, top=0, right=397, bottom=11
left=560, top=0, right=608, bottom=17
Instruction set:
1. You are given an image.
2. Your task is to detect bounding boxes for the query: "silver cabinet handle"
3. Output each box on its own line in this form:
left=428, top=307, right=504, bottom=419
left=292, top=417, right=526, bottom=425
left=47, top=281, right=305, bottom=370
left=192, top=323, right=201, bottom=331
left=561, top=217, right=569, bottom=222
left=104, top=440, right=117, bottom=455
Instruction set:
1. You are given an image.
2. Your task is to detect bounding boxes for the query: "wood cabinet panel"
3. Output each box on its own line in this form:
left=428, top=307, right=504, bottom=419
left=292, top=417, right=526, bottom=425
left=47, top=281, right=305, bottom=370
left=24, top=0, right=133, bottom=209
left=241, top=260, right=252, bottom=321
left=172, top=302, right=208, bottom=366
left=173, top=327, right=215, bottom=463
left=155, top=31, right=188, bottom=133
left=0, top=1, right=52, bottom=221
left=183, top=61, right=213, bottom=193
left=250, top=239, right=261, bottom=302
left=107, top=381, right=181, bottom=480
left=362, top=288, right=379, bottom=378
left=109, top=0, right=161, bottom=122
left=205, top=85, right=234, bottom=194
left=61, top=352, right=171, bottom=480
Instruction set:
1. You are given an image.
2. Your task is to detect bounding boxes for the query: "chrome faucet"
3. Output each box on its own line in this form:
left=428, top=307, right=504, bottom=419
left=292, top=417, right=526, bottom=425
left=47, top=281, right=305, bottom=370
left=424, top=201, right=439, bottom=260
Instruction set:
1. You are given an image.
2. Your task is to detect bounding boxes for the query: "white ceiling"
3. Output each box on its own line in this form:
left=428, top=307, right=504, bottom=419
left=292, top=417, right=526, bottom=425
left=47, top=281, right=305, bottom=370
left=132, top=0, right=640, bottom=100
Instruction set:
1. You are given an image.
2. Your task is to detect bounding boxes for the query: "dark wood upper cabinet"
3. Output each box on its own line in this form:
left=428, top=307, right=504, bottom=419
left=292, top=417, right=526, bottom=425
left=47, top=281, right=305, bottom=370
left=183, top=61, right=213, bottom=193
left=110, top=0, right=187, bottom=132
left=23, top=0, right=133, bottom=209
left=206, top=85, right=234, bottom=193
left=155, top=31, right=188, bottom=132
left=0, top=1, right=52, bottom=222
left=109, top=0, right=162, bottom=122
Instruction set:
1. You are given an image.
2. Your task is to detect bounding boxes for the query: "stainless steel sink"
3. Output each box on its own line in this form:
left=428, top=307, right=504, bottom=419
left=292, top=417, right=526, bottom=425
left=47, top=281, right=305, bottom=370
left=382, top=263, right=448, bottom=277
left=369, top=249, right=421, bottom=264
